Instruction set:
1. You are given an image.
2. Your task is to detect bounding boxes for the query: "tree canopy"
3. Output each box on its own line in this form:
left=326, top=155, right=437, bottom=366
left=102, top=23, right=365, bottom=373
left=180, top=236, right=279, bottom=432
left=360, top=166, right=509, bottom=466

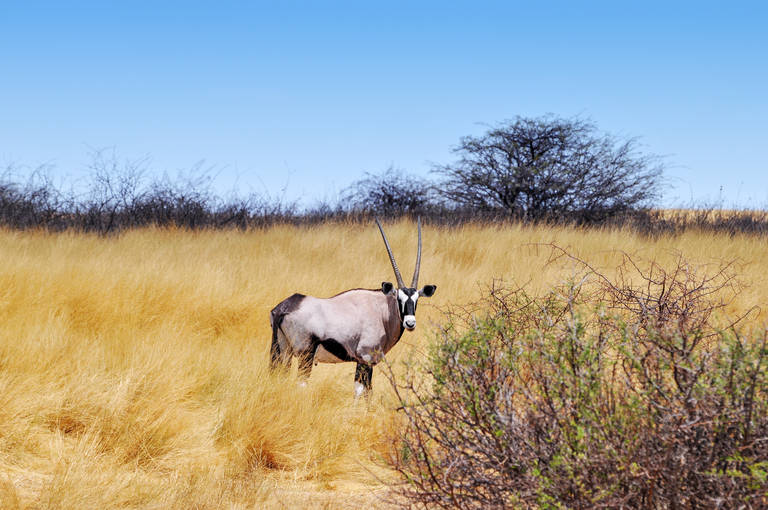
left=435, top=115, right=664, bottom=221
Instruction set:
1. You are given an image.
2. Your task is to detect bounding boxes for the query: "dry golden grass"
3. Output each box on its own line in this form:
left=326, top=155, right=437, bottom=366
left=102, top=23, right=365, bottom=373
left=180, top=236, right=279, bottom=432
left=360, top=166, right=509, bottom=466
left=1, top=221, right=766, bottom=508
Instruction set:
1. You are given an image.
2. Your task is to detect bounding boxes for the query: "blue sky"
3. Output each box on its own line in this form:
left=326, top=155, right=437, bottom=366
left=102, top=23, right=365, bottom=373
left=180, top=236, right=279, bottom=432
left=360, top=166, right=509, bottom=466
left=1, top=1, right=766, bottom=207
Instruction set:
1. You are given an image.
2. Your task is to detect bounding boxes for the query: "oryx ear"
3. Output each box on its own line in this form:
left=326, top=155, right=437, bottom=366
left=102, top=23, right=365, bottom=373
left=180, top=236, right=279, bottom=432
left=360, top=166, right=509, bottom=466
left=419, top=285, right=437, bottom=297
left=381, top=282, right=394, bottom=295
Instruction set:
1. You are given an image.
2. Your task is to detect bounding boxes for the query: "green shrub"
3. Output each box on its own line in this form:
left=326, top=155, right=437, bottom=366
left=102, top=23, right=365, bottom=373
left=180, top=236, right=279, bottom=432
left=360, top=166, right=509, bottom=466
left=388, top=253, right=768, bottom=509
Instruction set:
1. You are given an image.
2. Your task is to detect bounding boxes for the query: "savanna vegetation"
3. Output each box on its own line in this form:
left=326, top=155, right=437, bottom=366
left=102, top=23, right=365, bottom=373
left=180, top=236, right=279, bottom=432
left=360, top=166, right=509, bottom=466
left=2, top=116, right=767, bottom=507
left=1, top=221, right=767, bottom=508
left=5, top=114, right=668, bottom=233
left=3, top=115, right=766, bottom=238
left=389, top=251, right=767, bottom=508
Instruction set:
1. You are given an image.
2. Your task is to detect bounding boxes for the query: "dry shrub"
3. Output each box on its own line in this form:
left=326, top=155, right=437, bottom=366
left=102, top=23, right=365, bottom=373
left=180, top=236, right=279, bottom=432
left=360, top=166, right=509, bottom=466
left=387, top=250, right=768, bottom=509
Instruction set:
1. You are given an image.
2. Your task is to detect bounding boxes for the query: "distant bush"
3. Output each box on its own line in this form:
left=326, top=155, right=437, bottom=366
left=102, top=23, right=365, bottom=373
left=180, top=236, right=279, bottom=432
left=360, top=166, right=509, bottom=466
left=386, top=250, right=768, bottom=508
left=0, top=155, right=297, bottom=233
left=0, top=166, right=70, bottom=229
left=342, top=166, right=437, bottom=218
left=2, top=152, right=768, bottom=235
left=619, top=208, right=768, bottom=237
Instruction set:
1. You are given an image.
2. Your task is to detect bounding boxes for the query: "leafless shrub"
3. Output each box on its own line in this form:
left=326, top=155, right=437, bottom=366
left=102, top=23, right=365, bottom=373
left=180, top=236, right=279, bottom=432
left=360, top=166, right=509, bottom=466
left=343, top=166, right=438, bottom=218
left=0, top=164, right=69, bottom=229
left=0, top=152, right=300, bottom=233
left=385, top=250, right=768, bottom=509
left=3, top=151, right=768, bottom=234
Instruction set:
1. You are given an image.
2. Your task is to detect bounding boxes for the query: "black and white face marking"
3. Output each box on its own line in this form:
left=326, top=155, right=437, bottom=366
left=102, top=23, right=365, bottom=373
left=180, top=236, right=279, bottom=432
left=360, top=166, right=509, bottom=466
left=397, top=288, right=419, bottom=330
left=382, top=281, right=436, bottom=331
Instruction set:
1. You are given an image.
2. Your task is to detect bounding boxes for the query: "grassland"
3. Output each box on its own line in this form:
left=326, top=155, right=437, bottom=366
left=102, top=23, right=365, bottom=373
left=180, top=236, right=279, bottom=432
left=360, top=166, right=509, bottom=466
left=0, top=221, right=766, bottom=508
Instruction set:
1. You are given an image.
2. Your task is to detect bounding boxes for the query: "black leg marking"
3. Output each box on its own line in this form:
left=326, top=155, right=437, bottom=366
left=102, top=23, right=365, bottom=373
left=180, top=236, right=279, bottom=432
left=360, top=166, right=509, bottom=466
left=355, top=363, right=373, bottom=392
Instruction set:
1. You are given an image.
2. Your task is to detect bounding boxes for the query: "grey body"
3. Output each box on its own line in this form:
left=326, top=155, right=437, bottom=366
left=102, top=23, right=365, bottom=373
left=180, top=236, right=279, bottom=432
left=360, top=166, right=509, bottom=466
left=271, top=289, right=404, bottom=365
left=268, top=219, right=436, bottom=396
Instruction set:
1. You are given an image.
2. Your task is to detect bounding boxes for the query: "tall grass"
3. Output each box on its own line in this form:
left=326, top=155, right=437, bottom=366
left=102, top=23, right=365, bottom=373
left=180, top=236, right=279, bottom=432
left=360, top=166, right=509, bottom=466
left=0, top=221, right=766, bottom=508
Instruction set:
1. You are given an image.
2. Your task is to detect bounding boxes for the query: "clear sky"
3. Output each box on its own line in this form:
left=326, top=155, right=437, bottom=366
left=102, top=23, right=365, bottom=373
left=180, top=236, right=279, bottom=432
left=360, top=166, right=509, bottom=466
left=2, top=1, right=766, bottom=208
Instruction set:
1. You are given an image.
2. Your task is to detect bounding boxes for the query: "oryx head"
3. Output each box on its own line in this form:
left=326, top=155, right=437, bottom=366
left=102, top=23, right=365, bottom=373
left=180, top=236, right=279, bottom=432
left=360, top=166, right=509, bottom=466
left=376, top=217, right=437, bottom=331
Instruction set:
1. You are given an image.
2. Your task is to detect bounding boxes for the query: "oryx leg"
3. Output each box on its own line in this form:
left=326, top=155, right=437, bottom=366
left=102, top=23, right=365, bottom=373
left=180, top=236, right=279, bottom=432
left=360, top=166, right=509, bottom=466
left=269, top=327, right=291, bottom=371
left=297, top=347, right=316, bottom=383
left=269, top=335, right=283, bottom=370
left=354, top=363, right=373, bottom=398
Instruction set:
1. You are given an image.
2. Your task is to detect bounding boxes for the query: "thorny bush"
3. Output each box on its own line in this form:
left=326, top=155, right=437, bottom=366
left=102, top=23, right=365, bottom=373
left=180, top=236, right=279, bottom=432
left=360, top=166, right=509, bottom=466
left=6, top=156, right=768, bottom=235
left=386, top=249, right=768, bottom=509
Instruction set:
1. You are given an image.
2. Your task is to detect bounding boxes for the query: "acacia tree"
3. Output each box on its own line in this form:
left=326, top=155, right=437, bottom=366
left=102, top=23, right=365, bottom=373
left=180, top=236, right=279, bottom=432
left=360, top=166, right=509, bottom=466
left=435, top=116, right=664, bottom=221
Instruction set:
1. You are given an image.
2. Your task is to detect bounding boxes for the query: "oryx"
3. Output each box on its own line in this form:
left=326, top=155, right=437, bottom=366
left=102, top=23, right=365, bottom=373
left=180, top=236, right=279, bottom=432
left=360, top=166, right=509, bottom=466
left=269, top=218, right=436, bottom=397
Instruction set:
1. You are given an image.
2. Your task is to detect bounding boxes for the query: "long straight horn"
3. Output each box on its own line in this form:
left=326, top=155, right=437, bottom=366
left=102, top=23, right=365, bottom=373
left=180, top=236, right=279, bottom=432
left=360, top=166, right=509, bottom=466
left=411, top=217, right=422, bottom=288
left=375, top=218, right=405, bottom=288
